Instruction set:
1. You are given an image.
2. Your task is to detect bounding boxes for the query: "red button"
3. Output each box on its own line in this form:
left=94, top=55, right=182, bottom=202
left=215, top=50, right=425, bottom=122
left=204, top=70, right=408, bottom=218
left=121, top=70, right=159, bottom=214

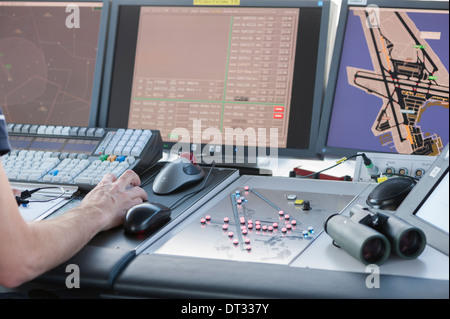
left=273, top=113, right=284, bottom=119
left=274, top=106, right=285, bottom=112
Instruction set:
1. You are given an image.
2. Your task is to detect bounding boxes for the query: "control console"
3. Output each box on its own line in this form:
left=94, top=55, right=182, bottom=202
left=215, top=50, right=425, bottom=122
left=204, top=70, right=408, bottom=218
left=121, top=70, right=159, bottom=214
left=353, top=151, right=437, bottom=182
left=143, top=175, right=371, bottom=264
left=1, top=124, right=163, bottom=190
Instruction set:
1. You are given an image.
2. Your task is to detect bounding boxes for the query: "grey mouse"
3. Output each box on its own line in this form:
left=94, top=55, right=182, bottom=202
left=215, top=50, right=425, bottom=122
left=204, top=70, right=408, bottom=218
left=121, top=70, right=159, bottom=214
left=123, top=202, right=171, bottom=234
left=153, top=156, right=205, bottom=195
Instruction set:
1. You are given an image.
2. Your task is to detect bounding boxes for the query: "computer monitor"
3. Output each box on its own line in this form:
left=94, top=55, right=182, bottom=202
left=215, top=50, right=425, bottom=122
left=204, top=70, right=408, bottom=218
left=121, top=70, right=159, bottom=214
left=99, top=0, right=330, bottom=164
left=317, top=0, right=449, bottom=158
left=0, top=0, right=109, bottom=127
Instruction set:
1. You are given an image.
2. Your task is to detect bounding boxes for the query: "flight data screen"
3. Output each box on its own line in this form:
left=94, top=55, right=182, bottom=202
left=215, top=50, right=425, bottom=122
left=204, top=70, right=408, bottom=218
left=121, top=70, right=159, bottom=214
left=128, top=6, right=300, bottom=148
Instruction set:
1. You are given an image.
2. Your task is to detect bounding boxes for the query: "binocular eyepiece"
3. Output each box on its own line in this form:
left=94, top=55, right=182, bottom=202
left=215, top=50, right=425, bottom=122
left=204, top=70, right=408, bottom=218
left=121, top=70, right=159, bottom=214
left=324, top=204, right=426, bottom=265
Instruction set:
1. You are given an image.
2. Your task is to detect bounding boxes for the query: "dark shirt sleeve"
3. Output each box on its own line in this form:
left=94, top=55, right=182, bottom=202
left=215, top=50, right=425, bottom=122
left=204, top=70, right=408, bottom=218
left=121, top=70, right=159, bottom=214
left=0, top=107, right=12, bottom=156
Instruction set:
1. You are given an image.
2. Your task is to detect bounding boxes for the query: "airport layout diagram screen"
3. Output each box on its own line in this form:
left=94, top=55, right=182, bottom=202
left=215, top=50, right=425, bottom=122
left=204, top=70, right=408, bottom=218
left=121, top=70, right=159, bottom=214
left=327, top=7, right=449, bottom=155
left=0, top=2, right=102, bottom=127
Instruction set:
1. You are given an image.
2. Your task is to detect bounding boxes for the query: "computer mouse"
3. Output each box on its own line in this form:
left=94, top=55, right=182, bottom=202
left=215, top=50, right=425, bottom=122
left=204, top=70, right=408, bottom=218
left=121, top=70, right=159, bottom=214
left=123, top=202, right=172, bottom=234
left=366, top=177, right=417, bottom=211
left=153, top=156, right=205, bottom=195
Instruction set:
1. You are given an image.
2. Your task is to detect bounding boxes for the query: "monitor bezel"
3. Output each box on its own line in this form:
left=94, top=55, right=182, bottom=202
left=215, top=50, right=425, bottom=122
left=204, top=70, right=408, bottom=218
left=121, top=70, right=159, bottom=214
left=316, top=0, right=449, bottom=158
left=98, top=0, right=331, bottom=161
left=394, top=143, right=449, bottom=255
left=0, top=0, right=110, bottom=127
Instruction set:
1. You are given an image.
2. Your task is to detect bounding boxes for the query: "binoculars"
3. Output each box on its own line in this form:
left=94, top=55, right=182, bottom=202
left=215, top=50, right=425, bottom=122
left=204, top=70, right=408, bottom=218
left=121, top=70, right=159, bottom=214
left=324, top=204, right=426, bottom=265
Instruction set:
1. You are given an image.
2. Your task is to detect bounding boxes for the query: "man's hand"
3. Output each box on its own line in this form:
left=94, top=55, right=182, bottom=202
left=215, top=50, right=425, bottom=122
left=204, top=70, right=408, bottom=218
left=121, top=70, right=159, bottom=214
left=79, top=170, right=148, bottom=231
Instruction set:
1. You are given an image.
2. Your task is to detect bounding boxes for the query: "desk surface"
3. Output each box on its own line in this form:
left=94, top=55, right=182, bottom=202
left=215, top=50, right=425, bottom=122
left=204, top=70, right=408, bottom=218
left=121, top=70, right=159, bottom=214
left=3, top=154, right=448, bottom=299
left=161, top=150, right=357, bottom=178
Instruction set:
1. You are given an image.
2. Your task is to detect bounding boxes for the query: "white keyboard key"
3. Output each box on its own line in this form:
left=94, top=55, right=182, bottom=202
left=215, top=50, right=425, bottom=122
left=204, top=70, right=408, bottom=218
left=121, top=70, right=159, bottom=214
left=91, top=160, right=101, bottom=166
left=135, top=141, right=146, bottom=149
left=86, top=128, right=96, bottom=137
left=26, top=150, right=36, bottom=158
left=28, top=174, right=42, bottom=181
left=104, top=147, right=114, bottom=155
left=61, top=127, right=71, bottom=135
left=7, top=172, right=18, bottom=179
left=17, top=174, right=29, bottom=180
left=122, top=147, right=132, bottom=156
left=128, top=135, right=138, bottom=143
left=131, top=147, right=142, bottom=157
left=138, top=135, right=150, bottom=144
left=125, top=156, right=136, bottom=165
left=92, top=177, right=102, bottom=184
left=37, top=126, right=47, bottom=134
left=142, top=130, right=152, bottom=137
left=111, top=167, right=126, bottom=177
left=45, top=126, right=55, bottom=135
left=54, top=126, right=63, bottom=135
left=117, top=140, right=127, bottom=147
left=80, top=159, right=91, bottom=166
left=110, top=161, right=119, bottom=167
left=60, top=176, right=71, bottom=183
left=113, top=146, right=123, bottom=155
left=74, top=176, right=93, bottom=184
left=95, top=128, right=105, bottom=137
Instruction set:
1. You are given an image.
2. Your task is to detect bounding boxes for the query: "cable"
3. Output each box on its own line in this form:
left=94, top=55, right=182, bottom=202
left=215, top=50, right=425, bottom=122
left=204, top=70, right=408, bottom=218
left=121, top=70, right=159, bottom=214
left=361, top=153, right=378, bottom=177
left=15, top=186, right=66, bottom=206
left=296, top=154, right=361, bottom=179
left=140, top=162, right=167, bottom=187
left=371, top=172, right=420, bottom=181
left=169, top=164, right=215, bottom=211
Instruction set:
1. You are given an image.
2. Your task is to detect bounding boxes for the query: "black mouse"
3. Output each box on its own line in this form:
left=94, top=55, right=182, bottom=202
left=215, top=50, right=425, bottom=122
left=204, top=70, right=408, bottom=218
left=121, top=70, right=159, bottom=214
left=367, top=177, right=417, bottom=211
left=153, top=156, right=205, bottom=195
left=123, top=202, right=171, bottom=234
